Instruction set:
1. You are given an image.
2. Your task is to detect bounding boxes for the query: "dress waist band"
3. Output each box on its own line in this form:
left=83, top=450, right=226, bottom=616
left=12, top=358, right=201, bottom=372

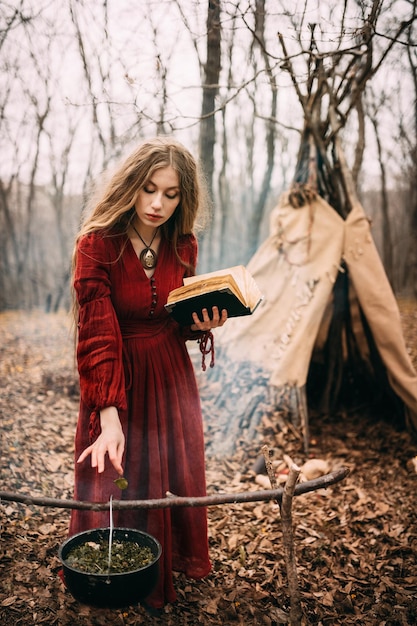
left=120, top=318, right=171, bottom=339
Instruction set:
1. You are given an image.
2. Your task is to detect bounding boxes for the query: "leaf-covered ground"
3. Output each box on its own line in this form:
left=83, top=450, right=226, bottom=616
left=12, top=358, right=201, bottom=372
left=1, top=304, right=417, bottom=625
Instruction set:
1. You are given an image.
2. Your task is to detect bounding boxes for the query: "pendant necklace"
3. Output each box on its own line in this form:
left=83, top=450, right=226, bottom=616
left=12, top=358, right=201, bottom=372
left=132, top=224, right=159, bottom=269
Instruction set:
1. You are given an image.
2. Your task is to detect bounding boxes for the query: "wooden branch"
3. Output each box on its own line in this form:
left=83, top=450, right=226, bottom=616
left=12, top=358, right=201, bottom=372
left=260, top=448, right=303, bottom=623
left=352, top=97, right=365, bottom=185
left=281, top=457, right=303, bottom=625
left=372, top=16, right=416, bottom=79
left=278, top=32, right=307, bottom=110
left=328, top=103, right=360, bottom=209
left=0, top=467, right=349, bottom=511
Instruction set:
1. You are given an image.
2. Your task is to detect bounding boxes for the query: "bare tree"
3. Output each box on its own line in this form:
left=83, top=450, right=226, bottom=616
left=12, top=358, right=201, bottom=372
left=197, top=0, right=222, bottom=268
left=199, top=1, right=221, bottom=197
left=0, top=2, right=94, bottom=309
left=405, top=3, right=417, bottom=296
left=0, top=0, right=34, bottom=52
left=69, top=0, right=116, bottom=166
left=0, top=11, right=52, bottom=308
left=365, top=89, right=394, bottom=282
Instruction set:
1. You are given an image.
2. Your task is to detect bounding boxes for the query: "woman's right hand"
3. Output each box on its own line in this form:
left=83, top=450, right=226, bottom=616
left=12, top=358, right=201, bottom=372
left=77, top=406, right=125, bottom=475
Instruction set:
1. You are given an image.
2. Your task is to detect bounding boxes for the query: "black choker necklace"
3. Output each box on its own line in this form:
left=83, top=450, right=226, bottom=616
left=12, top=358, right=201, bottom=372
left=132, top=224, right=158, bottom=269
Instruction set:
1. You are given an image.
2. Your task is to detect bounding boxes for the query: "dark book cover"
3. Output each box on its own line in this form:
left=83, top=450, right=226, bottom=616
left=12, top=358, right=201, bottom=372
left=165, top=287, right=254, bottom=326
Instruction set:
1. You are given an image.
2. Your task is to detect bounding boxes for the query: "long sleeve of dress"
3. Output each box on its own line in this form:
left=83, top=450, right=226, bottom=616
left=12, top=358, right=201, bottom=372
left=74, top=233, right=127, bottom=441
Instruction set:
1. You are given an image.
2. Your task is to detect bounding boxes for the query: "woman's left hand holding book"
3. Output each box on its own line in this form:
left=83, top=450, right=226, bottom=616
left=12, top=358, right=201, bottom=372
left=190, top=305, right=228, bottom=331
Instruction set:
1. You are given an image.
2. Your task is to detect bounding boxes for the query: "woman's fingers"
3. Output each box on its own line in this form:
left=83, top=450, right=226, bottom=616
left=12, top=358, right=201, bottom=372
left=107, top=441, right=124, bottom=475
left=77, top=445, right=93, bottom=465
left=77, top=437, right=124, bottom=475
left=217, top=308, right=228, bottom=326
left=191, top=306, right=228, bottom=330
left=191, top=308, right=210, bottom=328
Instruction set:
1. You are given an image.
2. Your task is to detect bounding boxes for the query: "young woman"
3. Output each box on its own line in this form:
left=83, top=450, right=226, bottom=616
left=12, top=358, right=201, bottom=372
left=69, top=137, right=227, bottom=608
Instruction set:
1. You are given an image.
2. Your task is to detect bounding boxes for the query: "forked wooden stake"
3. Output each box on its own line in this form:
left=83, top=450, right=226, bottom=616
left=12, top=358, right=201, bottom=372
left=262, top=445, right=302, bottom=625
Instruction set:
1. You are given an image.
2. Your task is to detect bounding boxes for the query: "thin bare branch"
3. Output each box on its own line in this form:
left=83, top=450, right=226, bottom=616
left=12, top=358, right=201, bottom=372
left=0, top=467, right=350, bottom=511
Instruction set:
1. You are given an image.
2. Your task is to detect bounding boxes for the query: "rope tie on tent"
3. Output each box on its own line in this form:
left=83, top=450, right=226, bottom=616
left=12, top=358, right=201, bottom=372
left=288, top=182, right=317, bottom=208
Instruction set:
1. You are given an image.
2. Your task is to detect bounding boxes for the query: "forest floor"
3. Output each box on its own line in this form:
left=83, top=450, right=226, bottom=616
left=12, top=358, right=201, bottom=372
left=0, top=302, right=417, bottom=626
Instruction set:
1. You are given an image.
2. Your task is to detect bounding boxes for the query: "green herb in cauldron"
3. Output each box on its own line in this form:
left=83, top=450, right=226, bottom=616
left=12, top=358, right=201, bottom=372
left=66, top=538, right=154, bottom=574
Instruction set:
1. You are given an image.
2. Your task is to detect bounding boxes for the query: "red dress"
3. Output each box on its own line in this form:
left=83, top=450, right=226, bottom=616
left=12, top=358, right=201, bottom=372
left=69, top=231, right=211, bottom=607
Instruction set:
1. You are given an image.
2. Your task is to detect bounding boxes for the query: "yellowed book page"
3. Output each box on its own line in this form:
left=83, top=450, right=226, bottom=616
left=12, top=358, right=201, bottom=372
left=181, top=265, right=263, bottom=310
left=184, top=265, right=246, bottom=295
left=183, top=265, right=245, bottom=285
left=240, top=268, right=264, bottom=310
left=167, top=273, right=243, bottom=304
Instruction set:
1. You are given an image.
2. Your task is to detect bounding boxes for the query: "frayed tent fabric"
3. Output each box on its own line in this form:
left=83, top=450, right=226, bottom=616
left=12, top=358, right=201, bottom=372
left=206, top=177, right=417, bottom=457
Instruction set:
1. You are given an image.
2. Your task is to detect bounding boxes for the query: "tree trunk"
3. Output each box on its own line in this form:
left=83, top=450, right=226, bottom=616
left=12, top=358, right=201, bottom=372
left=198, top=0, right=221, bottom=269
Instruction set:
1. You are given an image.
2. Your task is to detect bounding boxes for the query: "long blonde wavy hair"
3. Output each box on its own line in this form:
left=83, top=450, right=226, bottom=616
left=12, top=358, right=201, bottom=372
left=71, top=137, right=209, bottom=316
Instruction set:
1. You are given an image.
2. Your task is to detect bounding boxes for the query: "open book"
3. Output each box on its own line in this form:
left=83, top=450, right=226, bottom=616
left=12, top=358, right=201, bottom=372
left=165, top=265, right=263, bottom=325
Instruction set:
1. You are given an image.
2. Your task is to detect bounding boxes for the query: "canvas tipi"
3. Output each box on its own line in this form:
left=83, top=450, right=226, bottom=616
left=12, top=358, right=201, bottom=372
left=206, top=182, right=417, bottom=456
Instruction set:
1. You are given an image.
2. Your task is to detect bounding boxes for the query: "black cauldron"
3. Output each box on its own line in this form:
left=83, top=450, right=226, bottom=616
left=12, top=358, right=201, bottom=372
left=59, top=527, right=162, bottom=608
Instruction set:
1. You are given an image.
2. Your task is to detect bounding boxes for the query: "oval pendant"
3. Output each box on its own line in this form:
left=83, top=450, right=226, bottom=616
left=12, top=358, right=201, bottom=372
left=140, top=247, right=157, bottom=269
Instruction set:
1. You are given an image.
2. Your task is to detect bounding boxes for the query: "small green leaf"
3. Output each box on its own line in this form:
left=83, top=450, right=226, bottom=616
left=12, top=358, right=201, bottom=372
left=114, top=476, right=128, bottom=490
